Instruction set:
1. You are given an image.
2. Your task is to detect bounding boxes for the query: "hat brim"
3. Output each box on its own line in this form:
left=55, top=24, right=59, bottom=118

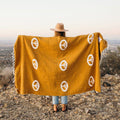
left=50, top=28, right=68, bottom=32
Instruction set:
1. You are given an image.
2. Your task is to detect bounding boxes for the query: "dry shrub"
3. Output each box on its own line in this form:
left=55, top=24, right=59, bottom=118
left=100, top=46, right=120, bottom=76
left=0, top=67, right=13, bottom=89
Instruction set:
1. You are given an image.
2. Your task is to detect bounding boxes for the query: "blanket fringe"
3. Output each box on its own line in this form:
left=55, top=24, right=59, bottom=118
left=11, top=46, right=15, bottom=83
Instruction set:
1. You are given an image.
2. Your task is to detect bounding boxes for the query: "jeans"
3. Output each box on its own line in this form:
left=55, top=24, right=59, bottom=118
left=52, top=96, right=68, bottom=104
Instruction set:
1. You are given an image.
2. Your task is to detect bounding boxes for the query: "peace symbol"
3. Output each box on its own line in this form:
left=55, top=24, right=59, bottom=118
left=59, top=60, right=68, bottom=71
left=88, top=76, right=95, bottom=87
left=32, top=80, right=40, bottom=91
left=32, top=59, right=38, bottom=70
left=60, top=81, right=68, bottom=92
left=31, top=38, right=39, bottom=49
left=59, top=39, right=68, bottom=50
left=87, top=33, right=94, bottom=44
left=87, top=54, right=94, bottom=66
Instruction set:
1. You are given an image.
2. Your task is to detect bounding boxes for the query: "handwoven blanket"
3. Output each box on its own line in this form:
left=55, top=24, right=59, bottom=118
left=13, top=32, right=107, bottom=96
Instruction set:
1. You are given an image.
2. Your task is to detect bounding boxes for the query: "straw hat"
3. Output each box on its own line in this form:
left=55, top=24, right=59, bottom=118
left=50, top=23, right=68, bottom=32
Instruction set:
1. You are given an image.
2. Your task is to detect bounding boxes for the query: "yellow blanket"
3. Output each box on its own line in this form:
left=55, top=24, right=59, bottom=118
left=13, top=32, right=107, bottom=96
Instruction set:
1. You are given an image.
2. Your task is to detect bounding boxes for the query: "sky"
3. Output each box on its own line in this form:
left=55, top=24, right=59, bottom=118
left=0, top=0, right=120, bottom=42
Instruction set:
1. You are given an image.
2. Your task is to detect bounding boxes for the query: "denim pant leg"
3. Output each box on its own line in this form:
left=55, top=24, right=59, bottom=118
left=52, top=96, right=59, bottom=105
left=61, top=96, right=68, bottom=104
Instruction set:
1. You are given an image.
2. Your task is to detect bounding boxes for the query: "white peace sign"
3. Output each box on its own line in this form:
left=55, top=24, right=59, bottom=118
left=88, top=76, right=95, bottom=87
left=31, top=38, right=39, bottom=49
left=87, top=33, right=94, bottom=44
left=59, top=39, right=68, bottom=50
left=32, top=59, right=38, bottom=70
left=32, top=80, right=40, bottom=91
left=60, top=81, right=68, bottom=92
left=87, top=54, right=94, bottom=66
left=59, top=60, right=68, bottom=71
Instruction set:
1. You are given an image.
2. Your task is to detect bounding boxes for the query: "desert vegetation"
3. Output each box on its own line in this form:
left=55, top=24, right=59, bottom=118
left=100, top=46, right=120, bottom=76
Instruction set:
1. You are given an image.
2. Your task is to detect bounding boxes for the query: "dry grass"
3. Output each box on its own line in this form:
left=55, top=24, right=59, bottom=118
left=100, top=46, right=120, bottom=76
left=0, top=67, right=13, bottom=89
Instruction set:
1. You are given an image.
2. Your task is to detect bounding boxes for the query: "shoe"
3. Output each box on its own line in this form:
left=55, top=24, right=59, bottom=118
left=53, top=108, right=59, bottom=113
left=53, top=105, right=59, bottom=113
left=53, top=107, right=59, bottom=113
left=62, top=104, right=68, bottom=112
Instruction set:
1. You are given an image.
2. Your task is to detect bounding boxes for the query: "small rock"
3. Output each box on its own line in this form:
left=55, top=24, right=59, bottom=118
left=85, top=108, right=89, bottom=114
left=113, top=101, right=117, bottom=108
left=87, top=110, right=96, bottom=115
left=103, top=82, right=111, bottom=87
left=4, top=103, right=8, bottom=108
left=74, top=110, right=78, bottom=114
left=92, top=99, right=96, bottom=102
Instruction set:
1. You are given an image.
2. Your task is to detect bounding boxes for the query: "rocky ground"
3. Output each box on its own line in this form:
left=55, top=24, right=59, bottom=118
left=0, top=73, right=120, bottom=120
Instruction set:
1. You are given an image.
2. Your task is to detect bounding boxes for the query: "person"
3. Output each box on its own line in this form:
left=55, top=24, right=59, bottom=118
left=50, top=23, right=68, bottom=112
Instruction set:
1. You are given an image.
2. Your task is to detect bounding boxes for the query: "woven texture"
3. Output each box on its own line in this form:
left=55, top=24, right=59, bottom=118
left=13, top=32, right=107, bottom=96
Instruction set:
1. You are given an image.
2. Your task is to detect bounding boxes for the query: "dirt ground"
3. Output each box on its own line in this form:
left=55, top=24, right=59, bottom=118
left=0, top=74, right=120, bottom=120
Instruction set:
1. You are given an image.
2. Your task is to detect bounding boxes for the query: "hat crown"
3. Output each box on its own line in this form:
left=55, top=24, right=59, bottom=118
left=55, top=23, right=64, bottom=30
left=50, top=23, right=68, bottom=32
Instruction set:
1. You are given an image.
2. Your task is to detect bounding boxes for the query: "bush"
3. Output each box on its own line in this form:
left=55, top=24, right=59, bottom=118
left=0, top=67, right=13, bottom=89
left=100, top=46, right=120, bottom=76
